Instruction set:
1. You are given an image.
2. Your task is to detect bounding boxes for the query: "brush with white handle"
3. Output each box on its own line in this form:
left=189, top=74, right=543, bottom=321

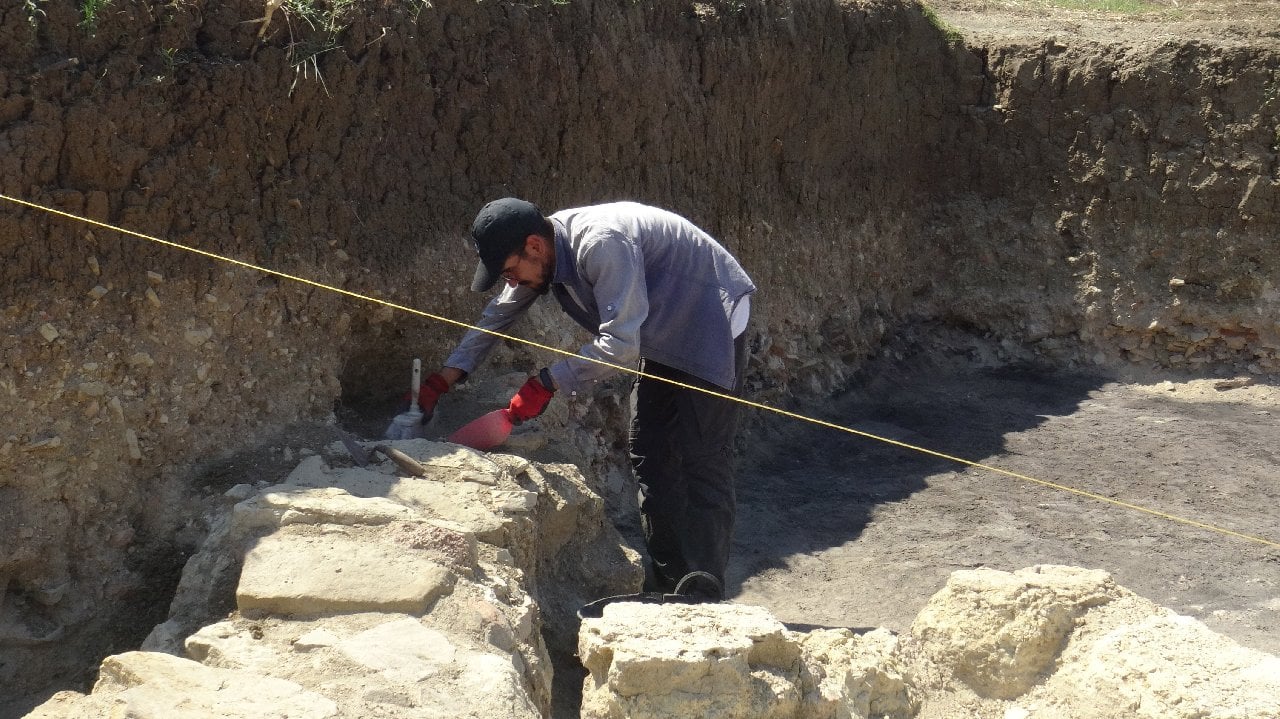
left=384, top=358, right=428, bottom=440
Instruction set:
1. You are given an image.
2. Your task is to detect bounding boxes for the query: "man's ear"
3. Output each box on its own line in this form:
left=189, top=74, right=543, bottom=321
left=525, top=234, right=548, bottom=257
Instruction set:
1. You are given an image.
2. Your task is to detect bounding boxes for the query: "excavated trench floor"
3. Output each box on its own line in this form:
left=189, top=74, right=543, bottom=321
left=730, top=333, right=1279, bottom=659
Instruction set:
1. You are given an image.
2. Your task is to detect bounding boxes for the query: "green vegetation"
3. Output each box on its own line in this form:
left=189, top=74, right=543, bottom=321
left=284, top=0, right=356, bottom=36
left=25, top=0, right=45, bottom=29
left=278, top=0, right=357, bottom=96
left=80, top=0, right=110, bottom=29
left=921, top=4, right=964, bottom=45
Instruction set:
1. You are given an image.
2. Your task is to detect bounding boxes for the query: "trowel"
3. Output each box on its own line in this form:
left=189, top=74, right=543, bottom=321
left=384, top=358, right=428, bottom=440
left=446, top=408, right=515, bottom=451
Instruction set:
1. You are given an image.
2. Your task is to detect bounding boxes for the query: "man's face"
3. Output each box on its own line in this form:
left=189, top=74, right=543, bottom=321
left=499, top=243, right=553, bottom=295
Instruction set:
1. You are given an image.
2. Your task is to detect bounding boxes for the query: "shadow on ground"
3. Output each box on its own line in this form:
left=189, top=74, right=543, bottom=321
left=729, top=343, right=1106, bottom=600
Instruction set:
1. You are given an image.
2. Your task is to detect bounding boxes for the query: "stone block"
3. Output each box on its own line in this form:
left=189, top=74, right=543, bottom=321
left=1054, top=614, right=1280, bottom=719
left=285, top=461, right=508, bottom=544
left=579, top=602, right=801, bottom=719
left=231, top=485, right=417, bottom=534
left=910, top=565, right=1120, bottom=699
left=336, top=617, right=458, bottom=683
left=797, top=627, right=918, bottom=718
left=91, top=651, right=338, bottom=718
left=237, top=531, right=455, bottom=616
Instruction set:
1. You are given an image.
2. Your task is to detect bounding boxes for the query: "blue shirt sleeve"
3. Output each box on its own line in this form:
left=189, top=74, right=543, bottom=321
left=547, top=231, right=648, bottom=393
left=443, top=284, right=540, bottom=374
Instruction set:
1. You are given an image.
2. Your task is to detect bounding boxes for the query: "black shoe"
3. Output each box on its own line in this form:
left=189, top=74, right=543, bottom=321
left=673, top=571, right=723, bottom=602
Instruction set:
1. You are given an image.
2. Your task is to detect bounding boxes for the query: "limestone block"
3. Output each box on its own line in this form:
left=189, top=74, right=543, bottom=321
left=237, top=531, right=455, bottom=615
left=406, top=438, right=506, bottom=479
left=520, top=463, right=645, bottom=655
left=90, top=651, right=338, bottom=718
left=286, top=462, right=508, bottom=544
left=1055, top=614, right=1280, bottom=719
left=23, top=690, right=115, bottom=719
left=910, top=565, right=1119, bottom=699
left=185, top=620, right=281, bottom=671
left=415, top=652, right=543, bottom=719
left=293, top=627, right=341, bottom=651
left=519, top=462, right=601, bottom=552
left=579, top=602, right=802, bottom=719
left=798, top=627, right=918, bottom=719
left=184, top=611, right=545, bottom=719
left=231, top=484, right=417, bottom=534
left=336, top=617, right=459, bottom=683
left=386, top=519, right=480, bottom=569
left=492, top=488, right=539, bottom=513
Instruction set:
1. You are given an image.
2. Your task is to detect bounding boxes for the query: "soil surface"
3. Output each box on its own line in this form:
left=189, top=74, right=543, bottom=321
left=731, top=330, right=1280, bottom=656
left=926, top=0, right=1280, bottom=44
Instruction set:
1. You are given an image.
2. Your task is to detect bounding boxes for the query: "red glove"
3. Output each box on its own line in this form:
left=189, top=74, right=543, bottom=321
left=507, top=369, right=555, bottom=423
left=404, top=373, right=450, bottom=420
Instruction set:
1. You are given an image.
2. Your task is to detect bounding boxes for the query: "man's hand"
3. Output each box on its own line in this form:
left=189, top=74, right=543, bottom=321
left=507, top=369, right=555, bottom=423
left=406, top=372, right=451, bottom=421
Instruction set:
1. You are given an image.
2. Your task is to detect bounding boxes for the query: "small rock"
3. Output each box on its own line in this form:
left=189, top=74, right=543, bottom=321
left=87, top=255, right=100, bottom=275
left=108, top=527, right=135, bottom=547
left=224, top=483, right=256, bottom=501
left=124, top=428, right=142, bottom=460
left=184, top=327, right=214, bottom=347
left=493, top=489, right=538, bottom=513
left=128, top=352, right=155, bottom=368
left=145, top=271, right=164, bottom=285
left=145, top=288, right=162, bottom=307
left=459, top=470, right=498, bottom=486
left=292, top=628, right=340, bottom=652
left=39, top=323, right=60, bottom=342
left=24, top=436, right=62, bottom=452
left=1213, top=376, right=1255, bottom=391
left=88, top=285, right=108, bottom=300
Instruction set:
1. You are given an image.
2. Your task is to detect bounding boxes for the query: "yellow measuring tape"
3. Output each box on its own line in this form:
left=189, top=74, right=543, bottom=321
left=3, top=192, right=1277, bottom=550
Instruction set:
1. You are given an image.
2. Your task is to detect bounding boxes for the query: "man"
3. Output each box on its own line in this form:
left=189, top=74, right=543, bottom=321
left=418, top=198, right=755, bottom=601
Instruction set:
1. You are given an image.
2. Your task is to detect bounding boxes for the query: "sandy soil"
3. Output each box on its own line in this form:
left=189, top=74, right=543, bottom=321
left=925, top=0, right=1280, bottom=44
left=730, top=331, right=1279, bottom=656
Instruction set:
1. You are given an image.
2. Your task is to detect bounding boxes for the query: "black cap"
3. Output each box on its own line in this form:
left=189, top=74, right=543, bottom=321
left=469, top=198, right=546, bottom=292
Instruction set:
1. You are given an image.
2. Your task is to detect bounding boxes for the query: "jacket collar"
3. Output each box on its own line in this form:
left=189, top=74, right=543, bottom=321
left=551, top=217, right=575, bottom=285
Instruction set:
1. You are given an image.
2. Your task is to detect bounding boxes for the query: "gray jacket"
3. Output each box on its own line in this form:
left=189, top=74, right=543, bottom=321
left=445, top=202, right=755, bottom=393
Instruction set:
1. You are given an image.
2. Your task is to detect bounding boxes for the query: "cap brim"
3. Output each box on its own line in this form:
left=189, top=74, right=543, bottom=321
left=471, top=260, right=499, bottom=292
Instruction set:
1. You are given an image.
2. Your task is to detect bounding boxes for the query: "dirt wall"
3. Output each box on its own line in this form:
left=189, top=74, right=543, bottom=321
left=0, top=0, right=1276, bottom=711
left=926, top=36, right=1280, bottom=372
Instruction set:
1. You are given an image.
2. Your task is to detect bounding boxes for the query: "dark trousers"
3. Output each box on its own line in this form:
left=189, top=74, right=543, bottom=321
left=628, top=334, right=747, bottom=593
